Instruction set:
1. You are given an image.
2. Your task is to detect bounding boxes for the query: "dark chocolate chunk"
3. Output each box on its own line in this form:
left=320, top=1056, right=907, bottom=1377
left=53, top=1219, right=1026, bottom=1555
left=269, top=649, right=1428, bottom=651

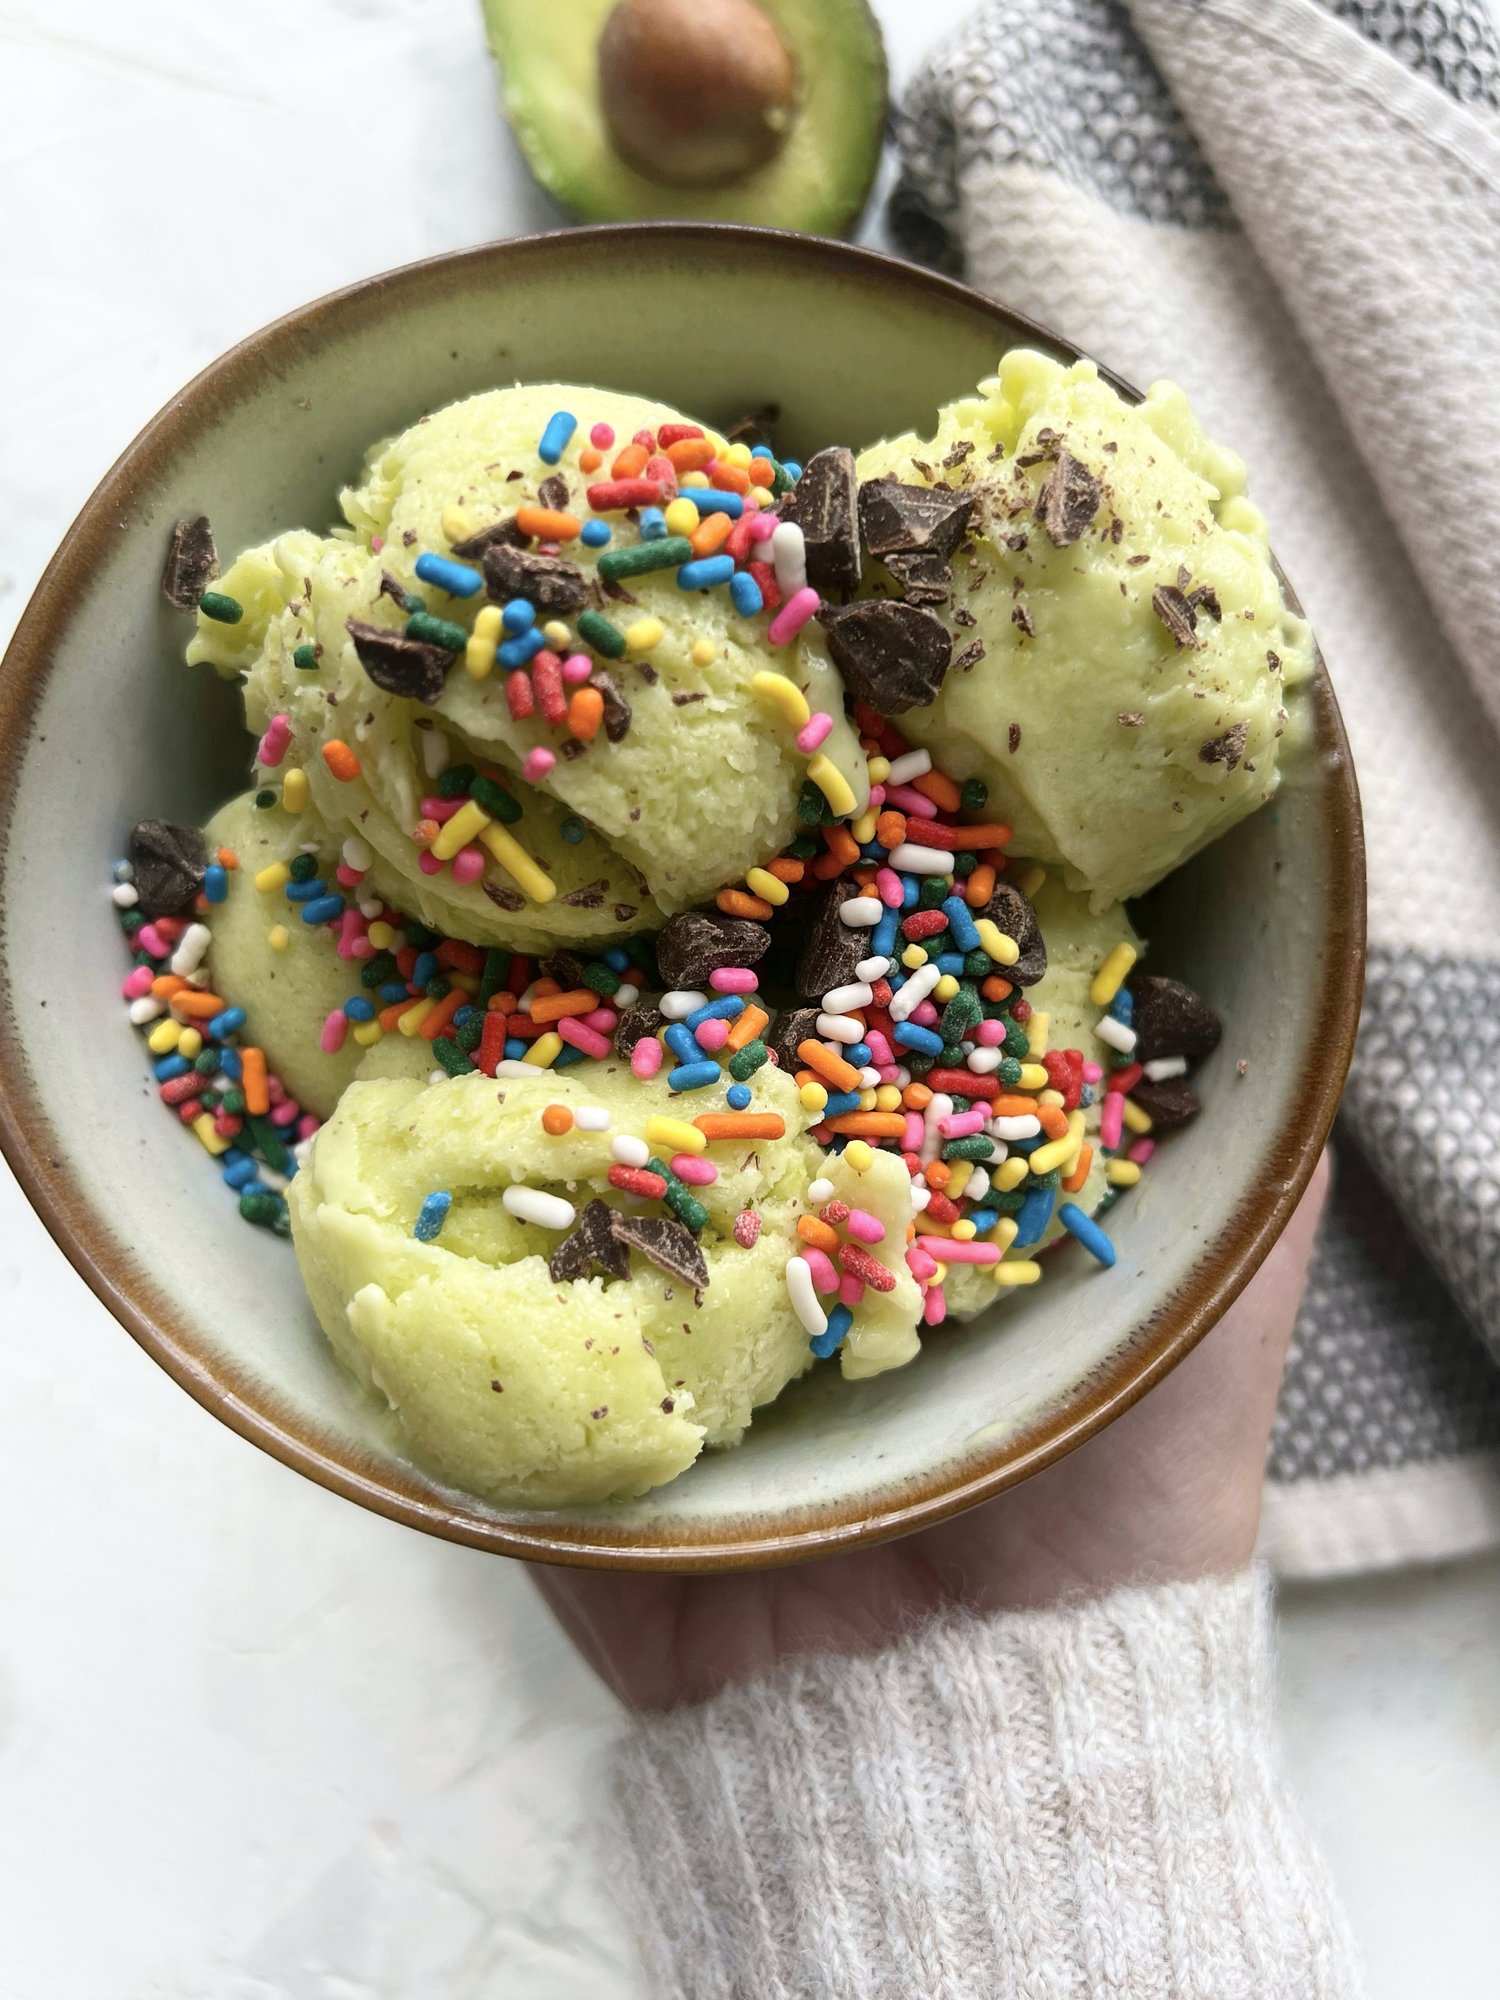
left=161, top=517, right=218, bottom=611
left=345, top=618, right=453, bottom=704
left=794, top=884, right=869, bottom=1001
left=1035, top=451, right=1101, bottom=547
left=655, top=910, right=771, bottom=988
left=766, top=1006, right=821, bottom=1074
left=610, top=1212, right=710, bottom=1298
left=549, top=1199, right=632, bottom=1284
left=857, top=476, right=973, bottom=562
left=1128, top=975, right=1223, bottom=1066
left=1152, top=583, right=1203, bottom=650
left=953, top=638, right=986, bottom=673
left=979, top=883, right=1047, bottom=986
left=591, top=671, right=632, bottom=743
left=537, top=473, right=570, bottom=512
left=818, top=600, right=952, bottom=712
left=128, top=819, right=207, bottom=919
left=613, top=1003, right=664, bottom=1057
left=884, top=550, right=953, bottom=605
left=540, top=950, right=589, bottom=987
left=481, top=541, right=589, bottom=614
left=449, top=516, right=529, bottom=560
left=777, top=446, right=861, bottom=593
left=557, top=878, right=609, bottom=908
left=1130, top=1076, right=1202, bottom=1131
left=1198, top=721, right=1250, bottom=770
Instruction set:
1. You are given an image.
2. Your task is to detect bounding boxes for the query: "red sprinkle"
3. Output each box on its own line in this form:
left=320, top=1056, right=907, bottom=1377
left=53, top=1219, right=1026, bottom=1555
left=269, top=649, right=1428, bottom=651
left=505, top=669, right=534, bottom=720
left=608, top=1164, right=668, bottom=1200
left=477, top=1014, right=507, bottom=1076
left=902, top=909, right=949, bottom=941
left=733, top=1210, right=762, bottom=1249
left=927, top=1068, right=999, bottom=1100
left=838, top=1242, right=897, bottom=1293
left=586, top=478, right=664, bottom=511
left=820, top=1198, right=851, bottom=1224
left=1107, top=1061, right=1144, bottom=1096
left=747, top=559, right=781, bottom=611
left=657, top=424, right=705, bottom=447
left=531, top=649, right=567, bottom=723
left=924, top=1191, right=961, bottom=1225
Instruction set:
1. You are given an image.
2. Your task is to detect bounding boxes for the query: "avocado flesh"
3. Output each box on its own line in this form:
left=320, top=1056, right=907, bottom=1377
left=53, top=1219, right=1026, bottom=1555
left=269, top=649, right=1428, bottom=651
left=482, top=0, right=887, bottom=237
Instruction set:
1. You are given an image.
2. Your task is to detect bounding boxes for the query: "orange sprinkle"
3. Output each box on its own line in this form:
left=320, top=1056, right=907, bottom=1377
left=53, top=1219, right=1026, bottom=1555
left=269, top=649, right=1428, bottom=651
left=725, top=1003, right=770, bottom=1052
left=378, top=996, right=424, bottom=1033
left=794, top=1068, right=817, bottom=1087
left=541, top=1103, right=575, bottom=1136
left=531, top=976, right=561, bottom=998
left=418, top=988, right=466, bottom=1042
left=796, top=1214, right=841, bottom=1251
left=322, top=740, right=361, bottom=782
left=711, top=463, right=751, bottom=494
left=851, top=867, right=879, bottom=890
left=693, top=1112, right=788, bottom=1140
left=172, top=990, right=226, bottom=1020
left=240, top=1046, right=269, bottom=1116
left=666, top=437, right=715, bottom=473
left=515, top=505, right=581, bottom=543
left=905, top=1221, right=917, bottom=1243
left=913, top=769, right=962, bottom=812
left=688, top=512, right=734, bottom=558
left=217, top=845, right=238, bottom=870
left=529, top=987, right=599, bottom=1025
left=765, top=856, right=804, bottom=884
left=748, top=457, right=774, bottom=488
left=979, top=847, right=1009, bottom=870
left=902, top=1082, right=934, bottom=1109
left=823, top=824, right=860, bottom=867
left=1037, top=1104, right=1070, bottom=1140
left=797, top=1039, right=860, bottom=1093
left=717, top=888, right=774, bottom=920
left=487, top=991, right=518, bottom=1015
left=412, top=818, right=441, bottom=847
left=150, top=974, right=187, bottom=999
left=924, top=1161, right=951, bottom=1188
left=809, top=849, right=847, bottom=881
left=947, top=823, right=1012, bottom=851
left=577, top=447, right=603, bottom=473
left=965, top=862, right=996, bottom=908
left=875, top=810, right=907, bottom=850
left=981, top=975, right=1015, bottom=1003
left=568, top=686, right=604, bottom=741
left=991, top=1094, right=1043, bottom=1117
left=1062, top=1144, right=1093, bottom=1194
left=825, top=1112, right=907, bottom=1139
left=612, top=442, right=649, bottom=479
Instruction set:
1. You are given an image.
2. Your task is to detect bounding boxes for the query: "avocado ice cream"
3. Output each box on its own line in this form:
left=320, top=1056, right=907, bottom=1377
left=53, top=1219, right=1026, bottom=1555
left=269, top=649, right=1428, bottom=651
left=835, top=351, right=1313, bottom=908
left=189, top=383, right=867, bottom=947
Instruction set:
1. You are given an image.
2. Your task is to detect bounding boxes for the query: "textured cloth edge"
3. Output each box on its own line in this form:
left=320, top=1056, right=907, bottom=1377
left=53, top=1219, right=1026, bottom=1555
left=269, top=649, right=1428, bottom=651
left=1260, top=1449, right=1500, bottom=1577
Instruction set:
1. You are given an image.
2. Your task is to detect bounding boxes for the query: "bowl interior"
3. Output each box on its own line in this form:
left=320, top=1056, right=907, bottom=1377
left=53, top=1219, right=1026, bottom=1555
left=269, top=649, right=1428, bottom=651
left=0, top=227, right=1363, bottom=1568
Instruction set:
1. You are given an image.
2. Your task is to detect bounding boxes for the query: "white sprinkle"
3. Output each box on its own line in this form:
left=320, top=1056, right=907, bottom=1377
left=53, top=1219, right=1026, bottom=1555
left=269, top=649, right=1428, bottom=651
left=921, top=1092, right=953, bottom=1164
left=358, top=896, right=384, bottom=919
left=817, top=1014, right=864, bottom=1044
left=910, top=1182, right=933, bottom=1213
left=1144, top=1054, right=1188, bottom=1081
left=993, top=1115, right=1042, bottom=1141
left=855, top=955, right=891, bottom=983
left=110, top=882, right=139, bottom=908
left=771, top=520, right=807, bottom=595
left=574, top=1105, right=612, bottom=1131
left=967, top=1047, right=1003, bottom=1074
left=808, top=1177, right=836, bottom=1204
left=128, top=996, right=164, bottom=1026
left=889, top=962, right=941, bottom=1022
left=292, top=1136, right=316, bottom=1168
left=494, top=1059, right=537, bottom=1078
left=613, top=982, right=640, bottom=1007
left=258, top=1166, right=290, bottom=1192
left=965, top=1167, right=991, bottom=1204
left=342, top=834, right=373, bottom=871
left=857, top=1067, right=881, bottom=1089
left=611, top=1134, right=650, bottom=1167
left=502, top=1185, right=576, bottom=1231
left=784, top=1255, right=828, bottom=1339
left=517, top=980, right=543, bottom=1011
left=894, top=1065, right=912, bottom=1087
left=428, top=1070, right=446, bottom=1087
left=1096, top=1016, right=1137, bottom=1054
left=889, top=842, right=953, bottom=877
left=170, top=922, right=212, bottom=978
left=822, top=981, right=874, bottom=1015
left=421, top=728, right=450, bottom=779
left=884, top=748, right=932, bottom=785
left=660, top=988, right=709, bottom=1020
left=838, top=896, right=882, bottom=928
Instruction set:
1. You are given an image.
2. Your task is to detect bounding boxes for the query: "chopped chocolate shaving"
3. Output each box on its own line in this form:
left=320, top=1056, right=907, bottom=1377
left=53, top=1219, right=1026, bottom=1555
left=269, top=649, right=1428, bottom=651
left=1004, top=533, right=1029, bottom=552
left=979, top=883, right=1047, bottom=985
left=613, top=1003, right=664, bottom=1056
left=591, top=671, right=632, bottom=743
left=1129, top=1076, right=1202, bottom=1131
left=557, top=879, right=608, bottom=909
left=160, top=517, right=218, bottom=610
left=1188, top=583, right=1223, bottom=621
left=656, top=909, right=771, bottom=988
left=857, top=476, right=973, bottom=562
left=610, top=1213, right=710, bottom=1297
left=449, top=516, right=528, bottom=560
left=613, top=902, right=638, bottom=922
left=1011, top=603, right=1035, bottom=637
left=1110, top=516, right=1124, bottom=543
left=952, top=605, right=976, bottom=629
left=795, top=884, right=872, bottom=1000
left=600, top=575, right=638, bottom=605
left=549, top=1199, right=632, bottom=1284
left=128, top=819, right=207, bottom=919
left=482, top=882, right=525, bottom=912
left=537, top=473, right=570, bottom=512
left=777, top=446, right=861, bottom=593
left=378, top=569, right=409, bottom=606
left=1117, top=711, right=1146, bottom=727
left=481, top=541, right=589, bottom=613
left=1129, top=975, right=1223, bottom=1065
left=953, top=638, right=986, bottom=672
left=559, top=738, right=588, bottom=761
left=1127, top=552, right=1151, bottom=566
left=1008, top=722, right=1022, bottom=753
left=1267, top=649, right=1282, bottom=674
left=942, top=440, right=974, bottom=468
left=766, top=1005, right=822, bottom=1074
left=345, top=618, right=453, bottom=704
left=1152, top=583, right=1202, bottom=650
left=672, top=690, right=706, bottom=705
left=1035, top=450, right=1102, bottom=548
left=635, top=660, right=659, bottom=685
left=1198, top=721, right=1250, bottom=770
left=911, top=458, right=936, bottom=480
left=818, top=599, right=952, bottom=712
left=883, top=549, right=953, bottom=605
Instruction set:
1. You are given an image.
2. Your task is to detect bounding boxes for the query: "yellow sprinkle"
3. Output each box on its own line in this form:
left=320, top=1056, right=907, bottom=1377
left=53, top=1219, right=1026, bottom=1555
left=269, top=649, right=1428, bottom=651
left=267, top=924, right=290, bottom=953
left=721, top=442, right=753, bottom=469
left=932, top=1260, right=950, bottom=1285
left=477, top=822, right=557, bottom=904
left=351, top=1020, right=384, bottom=1048
left=1121, top=1097, right=1154, bottom=1135
left=1107, top=1159, right=1142, bottom=1187
left=750, top=670, right=811, bottom=729
left=367, top=920, right=397, bottom=950
left=1017, top=864, right=1047, bottom=899
left=745, top=865, right=789, bottom=906
left=975, top=918, right=1019, bottom=966
left=1090, top=942, right=1138, bottom=1007
left=843, top=1139, right=875, bottom=1173
left=524, top=1030, right=563, bottom=1068
left=946, top=1159, right=973, bottom=1200
left=807, top=753, right=857, bottom=819
left=951, top=1219, right=978, bottom=1242
left=177, top=1028, right=204, bottom=1060
left=1027, top=1010, right=1052, bottom=1058
left=866, top=755, right=891, bottom=785
left=873, top=1084, right=902, bottom=1113
left=994, top=1259, right=1042, bottom=1287
left=398, top=999, right=436, bottom=1037
left=680, top=470, right=710, bottom=489
left=448, top=971, right=481, bottom=995
left=1028, top=1134, right=1076, bottom=1177
left=691, top=638, right=716, bottom=666
left=1017, top=1063, right=1049, bottom=1091
left=282, top=767, right=309, bottom=814
left=934, top=973, right=960, bottom=1003
left=851, top=809, right=877, bottom=844
left=857, top=1088, right=878, bottom=1111
left=901, top=943, right=928, bottom=970
left=146, top=1018, right=182, bottom=1055
left=192, top=1112, right=230, bottom=1157
left=432, top=796, right=491, bottom=862
left=1064, top=1108, right=1087, bottom=1168
left=1037, top=1088, right=1065, bottom=1109
left=645, top=1115, right=707, bottom=1156
left=441, top=504, right=473, bottom=545
left=990, top=1216, right=1019, bottom=1253
left=543, top=619, right=572, bottom=650
left=995, top=1157, right=1030, bottom=1192
left=254, top=860, right=290, bottom=895
left=799, top=1081, right=829, bottom=1114
left=466, top=603, right=502, bottom=680
left=626, top=616, right=665, bottom=655
left=664, top=497, right=700, bottom=536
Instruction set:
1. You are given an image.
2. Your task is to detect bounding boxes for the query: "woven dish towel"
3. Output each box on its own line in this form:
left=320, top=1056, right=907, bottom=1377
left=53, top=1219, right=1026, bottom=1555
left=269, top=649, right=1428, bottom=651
left=890, top=0, right=1500, bottom=1577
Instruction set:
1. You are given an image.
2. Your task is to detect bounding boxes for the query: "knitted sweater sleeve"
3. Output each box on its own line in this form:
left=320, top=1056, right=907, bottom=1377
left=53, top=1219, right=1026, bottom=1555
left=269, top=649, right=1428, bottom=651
left=607, top=1572, right=1364, bottom=2000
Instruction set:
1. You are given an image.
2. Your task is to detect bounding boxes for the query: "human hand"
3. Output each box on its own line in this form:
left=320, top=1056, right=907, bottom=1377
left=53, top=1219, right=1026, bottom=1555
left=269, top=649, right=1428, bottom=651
left=534, top=1157, right=1329, bottom=1710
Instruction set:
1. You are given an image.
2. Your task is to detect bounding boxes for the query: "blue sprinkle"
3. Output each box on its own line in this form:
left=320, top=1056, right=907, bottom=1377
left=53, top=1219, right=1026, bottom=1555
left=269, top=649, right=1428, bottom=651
left=1109, top=989, right=1134, bottom=1025
left=453, top=1005, right=478, bottom=1028
left=872, top=909, right=900, bottom=958
left=934, top=952, right=966, bottom=975
left=301, top=894, right=345, bottom=925
left=685, top=994, right=744, bottom=1032
left=203, top=864, right=228, bottom=904
left=1007, top=1132, right=1045, bottom=1156
left=537, top=411, right=576, bottom=465
left=967, top=1208, right=1000, bottom=1235
left=501, top=597, right=537, bottom=634
left=1059, top=1202, right=1117, bottom=1266
left=380, top=981, right=410, bottom=1004
left=845, top=1042, right=872, bottom=1069
left=750, top=444, right=775, bottom=461
left=603, top=946, right=631, bottom=972
left=782, top=460, right=803, bottom=480
left=689, top=489, right=744, bottom=518
left=222, top=1154, right=259, bottom=1190
left=112, top=858, right=134, bottom=883
left=504, top=1037, right=527, bottom=1061
left=207, top=1005, right=246, bottom=1039
left=1080, top=1085, right=1096, bottom=1108
left=894, top=1021, right=944, bottom=1057
left=730, top=570, right=764, bottom=618
left=821, top=1088, right=863, bottom=1118
left=217, top=1047, right=243, bottom=1081
left=554, top=1045, right=590, bottom=1069
left=667, top=1060, right=722, bottom=1093
left=811, top=1303, right=853, bottom=1358
left=943, top=897, right=981, bottom=954
left=153, top=1055, right=191, bottom=1082
left=284, top=877, right=327, bottom=902
left=499, top=627, right=545, bottom=670
left=342, top=995, right=375, bottom=1022
left=414, top=1190, right=452, bottom=1241
left=860, top=841, right=886, bottom=861
left=1014, top=1183, right=1056, bottom=1248
left=411, top=952, right=437, bottom=988
left=560, top=816, right=587, bottom=844
left=414, top=552, right=482, bottom=598
left=726, top=1083, right=753, bottom=1110
left=676, top=554, right=736, bottom=591
left=664, top=1023, right=700, bottom=1064
left=637, top=507, right=667, bottom=542
left=580, top=519, right=611, bottom=548
left=901, top=875, right=921, bottom=908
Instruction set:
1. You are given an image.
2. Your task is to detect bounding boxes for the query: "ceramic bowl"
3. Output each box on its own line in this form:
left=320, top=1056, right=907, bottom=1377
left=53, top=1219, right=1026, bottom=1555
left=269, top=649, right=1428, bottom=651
left=0, top=226, right=1364, bottom=1570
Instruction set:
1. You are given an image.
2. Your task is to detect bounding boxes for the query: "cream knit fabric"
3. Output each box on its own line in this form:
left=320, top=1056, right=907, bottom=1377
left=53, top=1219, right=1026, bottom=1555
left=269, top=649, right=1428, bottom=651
left=611, top=1573, right=1362, bottom=1998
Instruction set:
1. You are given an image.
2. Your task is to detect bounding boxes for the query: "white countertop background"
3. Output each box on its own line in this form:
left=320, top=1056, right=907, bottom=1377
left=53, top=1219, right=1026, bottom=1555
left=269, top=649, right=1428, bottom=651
left=2, top=3, right=1497, bottom=1993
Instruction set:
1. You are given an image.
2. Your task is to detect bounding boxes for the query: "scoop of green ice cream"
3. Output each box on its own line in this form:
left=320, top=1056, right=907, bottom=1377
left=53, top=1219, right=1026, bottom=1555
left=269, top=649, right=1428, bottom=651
left=838, top=352, right=1312, bottom=908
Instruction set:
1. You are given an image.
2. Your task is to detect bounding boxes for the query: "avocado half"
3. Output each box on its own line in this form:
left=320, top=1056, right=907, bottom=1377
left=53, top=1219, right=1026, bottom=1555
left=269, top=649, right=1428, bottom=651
left=482, top=0, right=888, bottom=238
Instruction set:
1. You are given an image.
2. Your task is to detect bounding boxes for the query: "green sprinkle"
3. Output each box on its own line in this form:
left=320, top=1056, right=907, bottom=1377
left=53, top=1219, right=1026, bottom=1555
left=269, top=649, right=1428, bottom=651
left=1003, top=1024, right=1030, bottom=1059
left=796, top=781, right=826, bottom=825
left=964, top=949, right=992, bottom=978
left=288, top=852, right=318, bottom=882
left=432, top=1036, right=476, bottom=1076
left=435, top=762, right=476, bottom=799
left=771, top=462, right=796, bottom=496
left=470, top=775, right=522, bottom=822
left=788, top=835, right=819, bottom=860
left=577, top=608, right=626, bottom=658
left=597, top=537, right=693, bottom=581
left=293, top=643, right=319, bottom=671
left=920, top=877, right=949, bottom=907
left=952, top=851, right=978, bottom=879
left=239, top=1189, right=283, bottom=1227
left=943, top=1136, right=996, bottom=1162
left=939, top=1041, right=966, bottom=1068
left=454, top=1014, right=485, bottom=1054
left=998, top=1057, right=1024, bottom=1087
left=940, top=989, right=981, bottom=1039
left=219, top=1088, right=246, bottom=1114
left=198, top=591, right=243, bottom=624
left=904, top=1053, right=933, bottom=1080
left=582, top=962, right=621, bottom=997
left=648, top=1158, right=709, bottom=1234
left=193, top=1050, right=220, bottom=1076
left=361, top=950, right=397, bottom=989
left=477, top=948, right=509, bottom=1007
left=405, top=609, right=468, bottom=653
left=404, top=922, right=442, bottom=949
left=254, top=788, right=278, bottom=809
left=423, top=976, right=449, bottom=1002
left=992, top=1187, right=1027, bottom=1215
left=728, top=1039, right=768, bottom=1082
left=245, top=1116, right=290, bottom=1173
left=120, top=911, right=144, bottom=936
left=960, top=776, right=988, bottom=812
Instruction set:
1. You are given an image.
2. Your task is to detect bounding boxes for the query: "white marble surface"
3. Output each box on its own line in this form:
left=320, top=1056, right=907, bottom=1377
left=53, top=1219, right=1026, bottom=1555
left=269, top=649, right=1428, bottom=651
left=2, top=2, right=1497, bottom=1993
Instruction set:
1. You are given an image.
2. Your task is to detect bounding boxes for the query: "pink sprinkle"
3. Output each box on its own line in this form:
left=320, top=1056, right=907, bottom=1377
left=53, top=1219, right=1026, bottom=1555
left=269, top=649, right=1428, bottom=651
left=837, top=1273, right=865, bottom=1308
left=558, top=1016, right=612, bottom=1059
left=590, top=422, right=615, bottom=449
left=560, top=652, right=593, bottom=685
left=269, top=1099, right=300, bottom=1129
left=974, top=1019, right=1005, bottom=1047
left=902, top=1112, right=925, bottom=1153
left=350, top=937, right=376, bottom=960
left=748, top=511, right=778, bottom=543
left=523, top=747, right=556, bottom=784
left=884, top=784, right=938, bottom=818
left=767, top=585, right=820, bottom=646
left=122, top=967, right=154, bottom=999
left=334, top=863, right=363, bottom=888
left=266, top=1075, right=287, bottom=1105
left=420, top=796, right=463, bottom=821
left=864, top=1029, right=894, bottom=1067
left=337, top=910, right=365, bottom=958
left=906, top=1246, right=940, bottom=1284
left=796, top=712, right=834, bottom=754
left=1128, top=1138, right=1156, bottom=1166
left=631, top=1036, right=663, bottom=1079
left=804, top=1247, right=839, bottom=1294
left=370, top=535, right=385, bottom=553
left=213, top=1112, right=242, bottom=1140
left=876, top=867, right=904, bottom=909
left=938, top=1108, right=988, bottom=1139
left=645, top=454, right=677, bottom=490
left=296, top=1114, right=320, bottom=1143
left=1081, top=1060, right=1103, bottom=1084
left=451, top=846, right=485, bottom=885
left=418, top=850, right=445, bottom=875
left=257, top=715, right=292, bottom=768
left=695, top=1018, right=730, bottom=1052
left=320, top=1010, right=349, bottom=1054
left=743, top=491, right=763, bottom=512
left=911, top=999, right=940, bottom=1028
left=136, top=923, right=166, bottom=959
left=876, top=1064, right=902, bottom=1085
left=671, top=1153, right=718, bottom=1186
left=581, top=1007, right=618, bottom=1033
left=1100, top=1093, right=1124, bottom=1150
left=808, top=1121, right=833, bottom=1144
left=733, top=1210, right=762, bottom=1249
left=710, top=967, right=758, bottom=994
left=923, top=1284, right=947, bottom=1327
left=868, top=784, right=886, bottom=811
left=916, top=1236, right=1000, bottom=1265
left=845, top=1207, right=886, bottom=1245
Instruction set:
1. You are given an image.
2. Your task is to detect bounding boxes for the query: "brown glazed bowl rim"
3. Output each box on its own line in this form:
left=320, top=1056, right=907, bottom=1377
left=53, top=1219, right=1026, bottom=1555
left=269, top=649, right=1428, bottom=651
left=0, top=224, right=1365, bottom=1571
